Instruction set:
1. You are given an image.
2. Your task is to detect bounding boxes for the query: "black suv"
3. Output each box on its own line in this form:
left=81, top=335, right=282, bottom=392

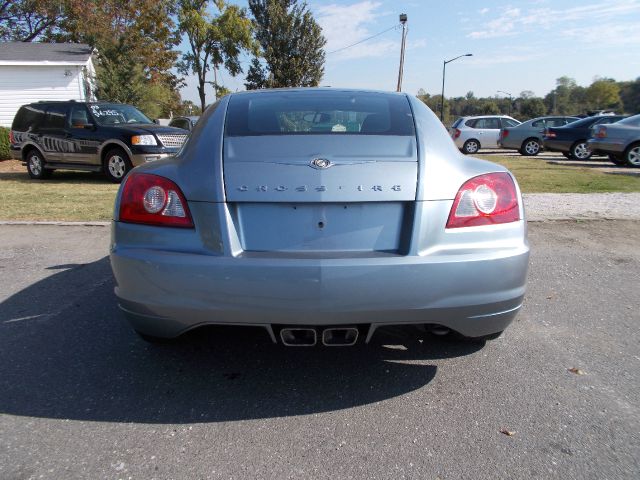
left=9, top=101, right=189, bottom=182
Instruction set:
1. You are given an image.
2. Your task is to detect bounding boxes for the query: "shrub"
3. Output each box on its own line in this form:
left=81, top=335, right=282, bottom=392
left=0, top=127, right=10, bottom=161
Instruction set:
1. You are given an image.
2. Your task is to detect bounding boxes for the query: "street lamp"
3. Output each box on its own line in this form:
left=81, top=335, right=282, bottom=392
left=497, top=90, right=512, bottom=116
left=440, top=53, right=472, bottom=122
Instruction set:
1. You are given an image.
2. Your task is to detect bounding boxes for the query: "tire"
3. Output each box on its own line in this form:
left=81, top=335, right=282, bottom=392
left=103, top=147, right=133, bottom=183
left=25, top=149, right=52, bottom=179
left=520, top=138, right=541, bottom=156
left=462, top=139, right=480, bottom=155
left=625, top=143, right=640, bottom=168
left=570, top=140, right=592, bottom=160
left=608, top=154, right=626, bottom=166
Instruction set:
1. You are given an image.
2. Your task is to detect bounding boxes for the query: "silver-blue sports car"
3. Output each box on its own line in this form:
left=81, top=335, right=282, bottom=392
left=110, top=88, right=529, bottom=346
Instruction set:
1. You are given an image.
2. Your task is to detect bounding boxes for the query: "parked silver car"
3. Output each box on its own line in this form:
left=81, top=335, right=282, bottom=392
left=588, top=114, right=640, bottom=167
left=498, top=116, right=579, bottom=155
left=450, top=115, right=520, bottom=154
left=110, top=89, right=529, bottom=346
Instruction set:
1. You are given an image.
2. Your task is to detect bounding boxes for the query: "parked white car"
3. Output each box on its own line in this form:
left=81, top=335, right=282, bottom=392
left=450, top=115, right=520, bottom=154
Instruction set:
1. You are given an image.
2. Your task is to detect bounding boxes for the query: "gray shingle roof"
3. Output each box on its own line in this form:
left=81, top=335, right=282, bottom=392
left=0, top=42, right=93, bottom=63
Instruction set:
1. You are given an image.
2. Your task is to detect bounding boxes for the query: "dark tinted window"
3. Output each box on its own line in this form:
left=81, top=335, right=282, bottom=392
left=170, top=118, right=190, bottom=130
left=12, top=104, right=46, bottom=131
left=473, top=118, right=501, bottom=129
left=69, top=105, right=90, bottom=127
left=546, top=118, right=567, bottom=127
left=43, top=104, right=67, bottom=130
left=532, top=119, right=544, bottom=128
left=451, top=118, right=464, bottom=128
left=595, top=116, right=624, bottom=125
left=503, top=118, right=519, bottom=127
left=226, top=92, right=415, bottom=136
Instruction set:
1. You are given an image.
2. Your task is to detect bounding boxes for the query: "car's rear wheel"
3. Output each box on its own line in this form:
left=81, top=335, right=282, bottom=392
left=103, top=147, right=133, bottom=183
left=25, top=149, right=52, bottom=179
left=609, top=154, right=626, bottom=166
left=570, top=141, right=592, bottom=160
left=462, top=139, right=480, bottom=154
left=625, top=143, right=640, bottom=168
left=520, top=138, right=540, bottom=156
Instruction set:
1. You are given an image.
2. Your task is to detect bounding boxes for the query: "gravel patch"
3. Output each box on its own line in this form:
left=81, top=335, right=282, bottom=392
left=524, top=193, right=640, bottom=221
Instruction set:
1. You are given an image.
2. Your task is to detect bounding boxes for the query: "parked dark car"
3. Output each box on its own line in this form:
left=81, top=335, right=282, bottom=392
left=542, top=115, right=626, bottom=160
left=168, top=115, right=200, bottom=131
left=9, top=101, right=189, bottom=182
left=498, top=116, right=579, bottom=155
left=588, top=114, right=640, bottom=167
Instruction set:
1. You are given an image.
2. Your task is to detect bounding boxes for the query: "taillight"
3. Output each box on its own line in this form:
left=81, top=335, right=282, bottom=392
left=119, top=173, right=194, bottom=228
left=544, top=129, right=556, bottom=138
left=502, top=129, right=509, bottom=139
left=594, top=126, right=607, bottom=138
left=446, top=173, right=520, bottom=229
left=453, top=128, right=461, bottom=139
left=8, top=130, right=15, bottom=144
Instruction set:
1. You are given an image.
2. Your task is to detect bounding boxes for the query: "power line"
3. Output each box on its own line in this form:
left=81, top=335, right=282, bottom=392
left=327, top=25, right=399, bottom=55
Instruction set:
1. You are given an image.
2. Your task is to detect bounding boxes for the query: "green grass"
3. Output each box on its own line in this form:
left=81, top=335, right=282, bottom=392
left=0, top=169, right=118, bottom=221
left=1, top=154, right=639, bottom=221
left=477, top=154, right=640, bottom=193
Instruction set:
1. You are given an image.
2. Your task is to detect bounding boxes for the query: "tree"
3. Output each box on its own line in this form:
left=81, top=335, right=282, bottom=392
left=178, top=0, right=255, bottom=111
left=586, top=78, right=622, bottom=110
left=248, top=0, right=326, bottom=88
left=520, top=98, right=546, bottom=118
left=0, top=0, right=67, bottom=41
left=619, top=78, right=640, bottom=113
left=245, top=57, right=269, bottom=90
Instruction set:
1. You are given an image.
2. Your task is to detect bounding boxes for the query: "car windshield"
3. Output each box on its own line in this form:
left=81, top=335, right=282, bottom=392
left=89, top=104, right=152, bottom=126
left=225, top=91, right=415, bottom=136
left=618, top=114, right=640, bottom=127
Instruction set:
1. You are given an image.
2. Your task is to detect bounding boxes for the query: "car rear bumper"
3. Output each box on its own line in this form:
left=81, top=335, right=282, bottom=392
left=542, top=139, right=571, bottom=152
left=586, top=139, right=625, bottom=155
left=110, top=223, right=529, bottom=340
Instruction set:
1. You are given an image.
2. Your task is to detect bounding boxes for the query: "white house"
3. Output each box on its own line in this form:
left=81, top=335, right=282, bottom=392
left=0, top=42, right=96, bottom=127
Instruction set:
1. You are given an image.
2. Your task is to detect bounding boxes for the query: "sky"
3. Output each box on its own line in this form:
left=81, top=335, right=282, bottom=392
left=178, top=0, right=640, bottom=105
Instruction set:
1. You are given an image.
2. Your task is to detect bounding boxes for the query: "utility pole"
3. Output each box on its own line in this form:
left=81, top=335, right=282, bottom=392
left=396, top=14, right=408, bottom=92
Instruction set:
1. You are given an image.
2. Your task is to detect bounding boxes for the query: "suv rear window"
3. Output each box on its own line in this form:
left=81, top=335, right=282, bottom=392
left=12, top=104, right=46, bottom=131
left=225, top=91, right=415, bottom=136
left=43, top=104, right=67, bottom=130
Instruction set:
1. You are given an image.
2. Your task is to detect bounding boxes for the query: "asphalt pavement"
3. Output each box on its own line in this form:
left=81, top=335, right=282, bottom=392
left=0, top=221, right=639, bottom=479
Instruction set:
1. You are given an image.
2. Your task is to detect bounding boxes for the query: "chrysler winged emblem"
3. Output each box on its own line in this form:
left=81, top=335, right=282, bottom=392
left=310, top=157, right=332, bottom=169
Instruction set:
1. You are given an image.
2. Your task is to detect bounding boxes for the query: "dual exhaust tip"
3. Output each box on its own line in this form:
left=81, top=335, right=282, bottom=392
left=280, top=327, right=359, bottom=347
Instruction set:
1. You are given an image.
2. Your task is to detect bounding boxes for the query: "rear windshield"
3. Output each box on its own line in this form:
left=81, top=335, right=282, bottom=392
left=225, top=91, right=415, bottom=136
left=618, top=114, right=640, bottom=127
